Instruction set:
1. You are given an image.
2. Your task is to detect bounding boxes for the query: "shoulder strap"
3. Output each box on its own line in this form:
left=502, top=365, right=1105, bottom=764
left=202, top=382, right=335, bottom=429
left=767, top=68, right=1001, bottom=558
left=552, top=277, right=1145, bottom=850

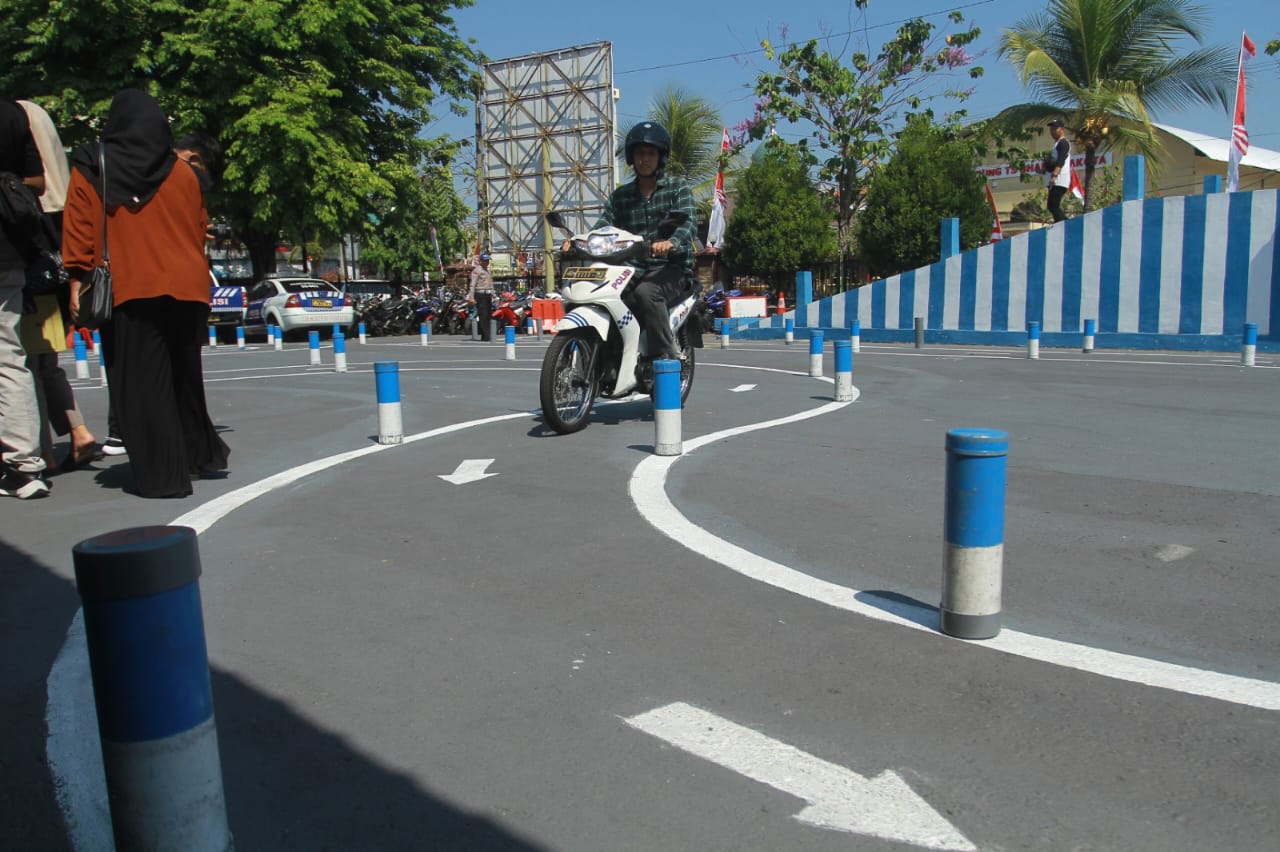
left=98, top=143, right=109, bottom=266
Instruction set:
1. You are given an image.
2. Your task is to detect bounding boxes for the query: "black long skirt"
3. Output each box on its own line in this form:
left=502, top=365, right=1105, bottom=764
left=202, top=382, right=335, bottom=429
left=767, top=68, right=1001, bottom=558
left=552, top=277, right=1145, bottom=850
left=101, top=297, right=229, bottom=498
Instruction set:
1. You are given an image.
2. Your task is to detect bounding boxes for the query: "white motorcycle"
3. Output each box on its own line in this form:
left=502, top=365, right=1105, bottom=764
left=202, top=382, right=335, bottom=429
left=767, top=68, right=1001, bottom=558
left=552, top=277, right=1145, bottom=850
left=540, top=211, right=700, bottom=435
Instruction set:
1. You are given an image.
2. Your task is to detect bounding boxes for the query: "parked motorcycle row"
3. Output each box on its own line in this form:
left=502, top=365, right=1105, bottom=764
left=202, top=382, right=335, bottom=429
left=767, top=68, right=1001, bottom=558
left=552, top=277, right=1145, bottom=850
left=349, top=288, right=542, bottom=338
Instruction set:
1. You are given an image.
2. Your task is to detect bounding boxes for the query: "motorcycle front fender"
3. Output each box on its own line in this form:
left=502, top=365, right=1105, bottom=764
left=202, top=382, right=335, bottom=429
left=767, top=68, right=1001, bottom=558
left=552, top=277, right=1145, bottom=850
left=554, top=307, right=613, bottom=340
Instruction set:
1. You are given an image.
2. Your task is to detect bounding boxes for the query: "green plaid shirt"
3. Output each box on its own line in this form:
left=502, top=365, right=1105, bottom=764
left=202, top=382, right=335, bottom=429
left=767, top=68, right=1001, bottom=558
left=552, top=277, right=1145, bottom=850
left=594, top=174, right=696, bottom=275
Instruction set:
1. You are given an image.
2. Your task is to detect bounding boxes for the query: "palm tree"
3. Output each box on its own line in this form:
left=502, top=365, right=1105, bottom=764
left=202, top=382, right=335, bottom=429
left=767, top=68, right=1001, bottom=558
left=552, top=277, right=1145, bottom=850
left=997, top=0, right=1235, bottom=210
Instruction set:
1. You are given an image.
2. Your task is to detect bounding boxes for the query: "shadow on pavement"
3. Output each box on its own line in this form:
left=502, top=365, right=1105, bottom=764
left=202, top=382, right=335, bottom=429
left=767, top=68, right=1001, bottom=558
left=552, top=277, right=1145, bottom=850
left=4, top=538, right=545, bottom=852
left=216, top=669, right=548, bottom=851
left=854, top=589, right=939, bottom=630
left=0, top=539, right=78, bottom=851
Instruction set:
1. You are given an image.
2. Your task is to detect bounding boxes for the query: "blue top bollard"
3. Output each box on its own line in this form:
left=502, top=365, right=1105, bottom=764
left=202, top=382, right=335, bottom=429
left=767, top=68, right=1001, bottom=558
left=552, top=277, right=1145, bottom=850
left=333, top=332, right=346, bottom=354
left=1027, top=321, right=1041, bottom=340
left=374, top=361, right=400, bottom=404
left=1244, top=322, right=1258, bottom=345
left=809, top=329, right=824, bottom=355
left=505, top=325, right=515, bottom=344
left=834, top=339, right=852, bottom=373
left=944, top=429, right=1008, bottom=549
left=74, top=334, right=87, bottom=359
left=308, top=330, right=320, bottom=349
left=653, top=359, right=681, bottom=411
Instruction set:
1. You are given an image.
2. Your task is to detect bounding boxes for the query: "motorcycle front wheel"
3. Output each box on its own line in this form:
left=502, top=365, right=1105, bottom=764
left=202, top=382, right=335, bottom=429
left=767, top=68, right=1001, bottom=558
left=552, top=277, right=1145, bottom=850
left=540, top=333, right=600, bottom=434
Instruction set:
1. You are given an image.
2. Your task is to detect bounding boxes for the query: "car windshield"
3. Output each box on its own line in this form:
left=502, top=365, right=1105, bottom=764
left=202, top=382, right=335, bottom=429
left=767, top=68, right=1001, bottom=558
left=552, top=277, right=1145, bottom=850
left=281, top=281, right=338, bottom=294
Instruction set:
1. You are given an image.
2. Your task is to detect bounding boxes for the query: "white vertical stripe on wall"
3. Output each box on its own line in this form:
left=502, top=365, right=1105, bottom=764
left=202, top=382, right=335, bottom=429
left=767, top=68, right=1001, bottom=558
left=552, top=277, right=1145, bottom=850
left=910, top=265, right=928, bottom=329
left=1043, top=224, right=1065, bottom=332
left=1118, top=200, right=1144, bottom=332
left=1200, top=193, right=1230, bottom=335
left=942, top=254, right=962, bottom=329
left=1081, top=206, right=1104, bottom=325
left=831, top=290, right=848, bottom=328
left=859, top=280, right=874, bottom=321
left=975, top=243, right=994, bottom=331
left=1159, top=197, right=1184, bottom=334
left=884, top=272, right=901, bottom=329
left=1007, top=233, right=1028, bottom=330
left=1247, top=193, right=1276, bottom=335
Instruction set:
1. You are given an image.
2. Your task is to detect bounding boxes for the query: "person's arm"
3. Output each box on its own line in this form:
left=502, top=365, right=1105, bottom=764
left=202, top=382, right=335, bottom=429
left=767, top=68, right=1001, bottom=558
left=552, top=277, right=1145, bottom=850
left=62, top=169, right=99, bottom=321
left=1051, top=138, right=1070, bottom=177
left=652, top=181, right=697, bottom=257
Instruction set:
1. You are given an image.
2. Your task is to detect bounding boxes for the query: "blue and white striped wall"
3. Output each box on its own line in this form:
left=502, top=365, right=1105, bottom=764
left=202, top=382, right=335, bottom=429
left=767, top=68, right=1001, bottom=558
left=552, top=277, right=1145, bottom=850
left=738, top=188, right=1279, bottom=350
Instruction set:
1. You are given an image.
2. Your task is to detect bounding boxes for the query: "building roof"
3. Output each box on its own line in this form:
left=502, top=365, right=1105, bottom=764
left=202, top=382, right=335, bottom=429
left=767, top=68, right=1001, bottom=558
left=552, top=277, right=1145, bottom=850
left=1153, top=123, right=1280, bottom=173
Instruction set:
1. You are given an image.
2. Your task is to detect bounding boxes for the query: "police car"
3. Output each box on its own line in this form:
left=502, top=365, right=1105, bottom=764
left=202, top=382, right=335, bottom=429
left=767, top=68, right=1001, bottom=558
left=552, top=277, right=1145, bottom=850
left=209, top=272, right=246, bottom=342
left=243, top=276, right=354, bottom=339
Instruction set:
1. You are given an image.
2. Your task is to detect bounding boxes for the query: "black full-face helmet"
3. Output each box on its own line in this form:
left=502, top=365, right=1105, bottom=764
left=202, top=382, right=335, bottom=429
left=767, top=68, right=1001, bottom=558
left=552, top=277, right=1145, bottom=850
left=625, top=121, right=672, bottom=169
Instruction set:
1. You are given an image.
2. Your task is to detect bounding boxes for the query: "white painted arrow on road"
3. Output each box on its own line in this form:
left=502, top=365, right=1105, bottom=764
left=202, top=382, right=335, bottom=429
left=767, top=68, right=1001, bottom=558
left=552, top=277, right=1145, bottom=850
left=625, top=702, right=974, bottom=850
left=729, top=383, right=757, bottom=392
left=439, top=458, right=498, bottom=485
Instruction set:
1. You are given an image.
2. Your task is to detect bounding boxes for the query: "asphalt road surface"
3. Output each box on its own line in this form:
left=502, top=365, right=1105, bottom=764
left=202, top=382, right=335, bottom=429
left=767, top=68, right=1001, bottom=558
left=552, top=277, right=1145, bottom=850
left=3, top=332, right=1277, bottom=851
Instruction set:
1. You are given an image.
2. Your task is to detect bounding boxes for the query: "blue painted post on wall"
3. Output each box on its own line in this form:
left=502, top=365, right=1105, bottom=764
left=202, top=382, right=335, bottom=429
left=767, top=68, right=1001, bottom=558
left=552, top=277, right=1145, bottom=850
left=795, top=270, right=813, bottom=308
left=1123, top=155, right=1146, bottom=202
left=1203, top=175, right=1223, bottom=194
left=940, top=218, right=960, bottom=260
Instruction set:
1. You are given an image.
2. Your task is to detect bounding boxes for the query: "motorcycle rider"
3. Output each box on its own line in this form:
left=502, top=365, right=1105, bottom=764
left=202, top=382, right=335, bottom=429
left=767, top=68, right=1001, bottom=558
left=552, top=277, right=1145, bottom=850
left=566, top=121, right=696, bottom=362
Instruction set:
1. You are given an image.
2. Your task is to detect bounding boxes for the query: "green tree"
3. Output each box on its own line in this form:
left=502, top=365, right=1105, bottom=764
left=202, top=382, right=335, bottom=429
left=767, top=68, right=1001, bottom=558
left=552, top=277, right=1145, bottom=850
left=997, top=0, right=1234, bottom=211
left=1, top=0, right=480, bottom=278
left=721, top=143, right=837, bottom=291
left=742, top=7, right=983, bottom=257
left=360, top=160, right=471, bottom=283
left=857, top=116, right=990, bottom=279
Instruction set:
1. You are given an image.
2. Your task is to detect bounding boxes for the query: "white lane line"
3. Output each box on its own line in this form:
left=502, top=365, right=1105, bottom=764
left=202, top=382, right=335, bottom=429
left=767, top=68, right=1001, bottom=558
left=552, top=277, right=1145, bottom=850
left=172, top=411, right=532, bottom=533
left=624, top=702, right=975, bottom=850
left=627, top=397, right=1280, bottom=712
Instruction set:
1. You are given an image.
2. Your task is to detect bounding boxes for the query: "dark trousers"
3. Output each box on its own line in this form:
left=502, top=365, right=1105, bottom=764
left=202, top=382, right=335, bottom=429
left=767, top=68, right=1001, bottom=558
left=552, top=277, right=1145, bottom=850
left=102, top=297, right=229, bottom=498
left=621, top=265, right=686, bottom=359
left=1048, top=185, right=1068, bottom=223
left=476, top=292, right=493, bottom=340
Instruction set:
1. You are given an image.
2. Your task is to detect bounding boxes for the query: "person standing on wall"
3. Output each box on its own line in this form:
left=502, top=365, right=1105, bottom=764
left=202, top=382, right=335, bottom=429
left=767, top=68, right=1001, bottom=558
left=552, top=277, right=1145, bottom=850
left=1046, top=118, right=1072, bottom=223
left=469, top=251, right=494, bottom=341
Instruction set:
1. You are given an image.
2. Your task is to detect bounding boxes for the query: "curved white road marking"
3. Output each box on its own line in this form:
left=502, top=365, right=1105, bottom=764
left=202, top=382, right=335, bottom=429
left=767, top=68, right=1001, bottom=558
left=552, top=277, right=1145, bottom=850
left=627, top=392, right=1280, bottom=712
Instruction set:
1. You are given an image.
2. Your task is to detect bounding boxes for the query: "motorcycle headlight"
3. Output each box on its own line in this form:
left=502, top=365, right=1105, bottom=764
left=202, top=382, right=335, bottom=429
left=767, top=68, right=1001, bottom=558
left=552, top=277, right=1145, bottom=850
left=576, top=230, right=640, bottom=257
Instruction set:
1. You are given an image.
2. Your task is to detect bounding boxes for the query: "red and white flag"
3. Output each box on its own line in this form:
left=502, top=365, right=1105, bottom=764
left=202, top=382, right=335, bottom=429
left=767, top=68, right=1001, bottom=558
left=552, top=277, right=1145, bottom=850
left=706, top=128, right=730, bottom=249
left=1070, top=166, right=1085, bottom=201
left=1228, top=32, right=1256, bottom=192
left=984, top=183, right=1003, bottom=241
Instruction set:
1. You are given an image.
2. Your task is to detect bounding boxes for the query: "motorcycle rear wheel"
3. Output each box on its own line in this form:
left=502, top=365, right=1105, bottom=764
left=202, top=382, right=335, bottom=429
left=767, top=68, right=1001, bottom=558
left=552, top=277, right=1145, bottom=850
left=540, top=334, right=600, bottom=434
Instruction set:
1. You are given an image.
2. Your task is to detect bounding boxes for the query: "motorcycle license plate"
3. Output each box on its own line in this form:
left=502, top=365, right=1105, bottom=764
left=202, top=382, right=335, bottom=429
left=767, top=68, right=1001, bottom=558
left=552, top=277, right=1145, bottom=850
left=563, top=267, right=608, bottom=281
left=311, top=298, right=332, bottom=307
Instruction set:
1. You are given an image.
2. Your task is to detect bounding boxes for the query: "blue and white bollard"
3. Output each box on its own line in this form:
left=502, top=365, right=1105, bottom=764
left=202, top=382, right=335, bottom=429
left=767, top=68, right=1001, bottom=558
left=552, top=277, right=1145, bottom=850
left=94, top=330, right=107, bottom=386
left=1027, top=321, right=1040, bottom=360
left=420, top=322, right=430, bottom=347
left=73, top=334, right=90, bottom=379
left=808, top=329, right=824, bottom=378
left=72, top=526, right=233, bottom=852
left=374, top=361, right=403, bottom=445
left=358, top=321, right=367, bottom=345
left=308, top=330, right=321, bottom=366
left=235, top=326, right=246, bottom=350
left=941, top=429, right=1007, bottom=640
left=504, top=324, right=516, bottom=361
left=265, top=323, right=274, bottom=347
left=720, top=319, right=731, bottom=349
left=1242, top=322, right=1257, bottom=367
left=332, top=323, right=341, bottom=339
left=1082, top=318, right=1095, bottom=353
left=333, top=331, right=348, bottom=373
left=784, top=317, right=795, bottom=345
left=208, top=325, right=217, bottom=348
left=272, top=324, right=283, bottom=351
left=527, top=317, right=536, bottom=336
left=653, top=359, right=682, bottom=456
left=834, top=339, right=853, bottom=402
left=850, top=319, right=861, bottom=353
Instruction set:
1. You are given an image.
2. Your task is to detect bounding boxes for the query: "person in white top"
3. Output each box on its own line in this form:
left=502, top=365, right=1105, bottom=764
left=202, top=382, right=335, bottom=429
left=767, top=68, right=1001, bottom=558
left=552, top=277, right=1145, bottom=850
left=1046, top=118, right=1072, bottom=223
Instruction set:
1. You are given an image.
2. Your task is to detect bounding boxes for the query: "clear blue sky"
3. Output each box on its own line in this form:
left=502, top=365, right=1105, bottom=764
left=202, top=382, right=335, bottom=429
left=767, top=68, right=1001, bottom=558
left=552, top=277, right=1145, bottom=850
left=435, top=0, right=1280, bottom=162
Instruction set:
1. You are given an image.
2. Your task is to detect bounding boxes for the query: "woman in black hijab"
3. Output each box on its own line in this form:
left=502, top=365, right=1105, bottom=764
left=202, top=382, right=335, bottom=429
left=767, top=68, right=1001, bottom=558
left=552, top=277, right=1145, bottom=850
left=63, top=89, right=228, bottom=498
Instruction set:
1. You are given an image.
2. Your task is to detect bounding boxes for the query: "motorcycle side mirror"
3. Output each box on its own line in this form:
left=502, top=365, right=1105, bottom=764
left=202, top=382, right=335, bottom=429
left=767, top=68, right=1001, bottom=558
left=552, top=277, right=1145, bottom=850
left=545, top=211, right=572, bottom=234
left=654, top=211, right=690, bottom=240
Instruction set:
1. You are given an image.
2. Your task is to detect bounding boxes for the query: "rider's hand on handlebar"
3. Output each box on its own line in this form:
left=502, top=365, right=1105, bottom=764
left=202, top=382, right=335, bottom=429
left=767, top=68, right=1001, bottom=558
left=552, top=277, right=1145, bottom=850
left=650, top=240, right=675, bottom=257
left=560, top=239, right=572, bottom=252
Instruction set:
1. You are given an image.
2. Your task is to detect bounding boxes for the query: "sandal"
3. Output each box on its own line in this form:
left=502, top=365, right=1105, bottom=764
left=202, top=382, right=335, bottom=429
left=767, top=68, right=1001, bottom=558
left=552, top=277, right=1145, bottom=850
left=59, top=443, right=105, bottom=473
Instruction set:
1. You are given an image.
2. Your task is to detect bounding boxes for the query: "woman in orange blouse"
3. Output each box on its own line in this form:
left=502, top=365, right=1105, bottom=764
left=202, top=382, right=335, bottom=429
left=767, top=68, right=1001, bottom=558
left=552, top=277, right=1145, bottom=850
left=63, top=89, right=228, bottom=498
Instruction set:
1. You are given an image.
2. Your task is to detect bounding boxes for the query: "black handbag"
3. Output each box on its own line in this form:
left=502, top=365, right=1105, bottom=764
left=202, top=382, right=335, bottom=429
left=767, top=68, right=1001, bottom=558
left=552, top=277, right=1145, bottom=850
left=76, top=143, right=112, bottom=330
